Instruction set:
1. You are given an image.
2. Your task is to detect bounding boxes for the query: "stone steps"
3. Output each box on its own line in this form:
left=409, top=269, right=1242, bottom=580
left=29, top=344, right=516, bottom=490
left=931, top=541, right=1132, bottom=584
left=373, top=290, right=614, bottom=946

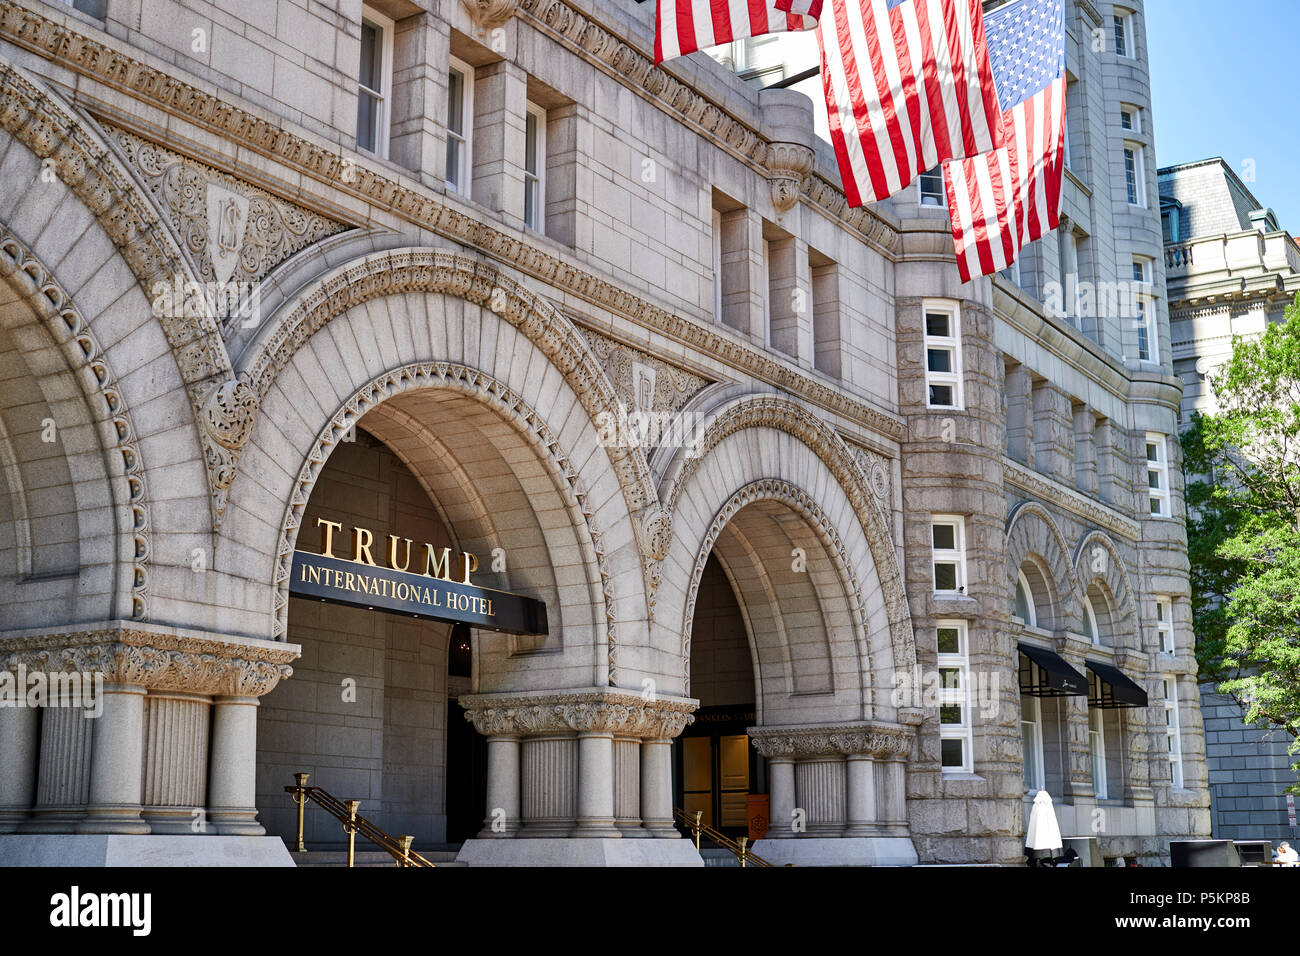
left=292, top=847, right=464, bottom=867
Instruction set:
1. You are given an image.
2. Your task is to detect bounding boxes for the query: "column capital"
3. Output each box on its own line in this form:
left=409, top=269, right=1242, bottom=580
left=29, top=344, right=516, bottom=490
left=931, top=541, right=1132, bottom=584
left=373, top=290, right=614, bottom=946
left=0, top=622, right=299, bottom=698
left=747, top=720, right=915, bottom=760
left=459, top=688, right=697, bottom=739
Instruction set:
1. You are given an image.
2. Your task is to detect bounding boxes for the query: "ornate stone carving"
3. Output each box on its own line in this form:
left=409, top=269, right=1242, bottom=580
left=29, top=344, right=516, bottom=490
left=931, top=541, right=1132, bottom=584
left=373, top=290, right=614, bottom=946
left=0, top=227, right=151, bottom=621
left=766, top=141, right=815, bottom=214
left=459, top=690, right=696, bottom=739
left=269, top=362, right=620, bottom=684
left=0, top=60, right=239, bottom=533
left=462, top=0, right=519, bottom=30
left=662, top=394, right=916, bottom=689
left=576, top=327, right=711, bottom=427
left=0, top=626, right=298, bottom=697
left=1003, top=456, right=1140, bottom=541
left=108, top=126, right=348, bottom=335
left=748, top=721, right=915, bottom=760
left=850, top=444, right=894, bottom=512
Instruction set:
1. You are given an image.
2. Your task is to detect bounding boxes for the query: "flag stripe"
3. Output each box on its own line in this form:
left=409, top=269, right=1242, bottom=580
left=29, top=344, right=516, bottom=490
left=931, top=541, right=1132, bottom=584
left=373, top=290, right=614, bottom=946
left=655, top=0, right=817, bottom=64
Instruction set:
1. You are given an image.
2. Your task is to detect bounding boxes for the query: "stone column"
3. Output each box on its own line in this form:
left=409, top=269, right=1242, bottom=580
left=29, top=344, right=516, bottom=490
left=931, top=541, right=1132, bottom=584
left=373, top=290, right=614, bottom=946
left=574, top=731, right=619, bottom=838
left=765, top=756, right=797, bottom=839
left=24, top=699, right=93, bottom=832
left=1004, top=364, right=1035, bottom=462
left=1073, top=404, right=1099, bottom=494
left=479, top=735, right=520, bottom=837
left=613, top=735, right=643, bottom=836
left=1058, top=637, right=1096, bottom=803
left=844, top=754, right=877, bottom=837
left=0, top=702, right=40, bottom=832
left=520, top=735, right=577, bottom=836
left=1032, top=382, right=1076, bottom=484
left=81, top=683, right=149, bottom=834
left=470, top=59, right=528, bottom=224
left=208, top=696, right=263, bottom=836
left=796, top=754, right=847, bottom=836
left=141, top=690, right=211, bottom=834
left=876, top=757, right=909, bottom=836
left=640, top=737, right=676, bottom=837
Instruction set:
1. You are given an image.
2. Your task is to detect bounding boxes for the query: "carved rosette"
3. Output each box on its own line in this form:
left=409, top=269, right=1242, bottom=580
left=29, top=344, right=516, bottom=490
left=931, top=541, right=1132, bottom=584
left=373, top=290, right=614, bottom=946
left=766, top=141, right=815, bottom=214
left=748, top=722, right=915, bottom=760
left=463, top=0, right=519, bottom=30
left=0, top=626, right=298, bottom=697
left=459, top=690, right=696, bottom=740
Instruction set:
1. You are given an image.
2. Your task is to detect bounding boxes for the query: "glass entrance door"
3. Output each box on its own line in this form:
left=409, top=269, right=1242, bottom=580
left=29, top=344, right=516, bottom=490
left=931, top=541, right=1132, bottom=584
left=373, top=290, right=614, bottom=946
left=674, top=707, right=763, bottom=838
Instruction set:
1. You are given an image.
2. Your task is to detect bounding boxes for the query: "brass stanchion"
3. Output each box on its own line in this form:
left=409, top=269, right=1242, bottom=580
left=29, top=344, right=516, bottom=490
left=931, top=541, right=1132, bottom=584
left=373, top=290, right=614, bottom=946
left=739, top=836, right=748, bottom=868
left=398, top=834, right=414, bottom=867
left=290, top=772, right=310, bottom=853
left=344, top=799, right=361, bottom=868
left=693, top=810, right=702, bottom=851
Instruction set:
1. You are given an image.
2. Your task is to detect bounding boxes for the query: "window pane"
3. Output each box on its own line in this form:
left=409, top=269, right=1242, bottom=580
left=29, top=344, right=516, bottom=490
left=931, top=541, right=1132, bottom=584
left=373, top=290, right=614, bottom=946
left=447, top=70, right=464, bottom=134
left=925, top=313, right=950, bottom=338
left=1148, top=469, right=1161, bottom=489
left=525, top=111, right=538, bottom=174
left=932, top=524, right=955, bottom=549
left=940, top=738, right=964, bottom=768
left=937, top=627, right=960, bottom=655
left=1015, top=579, right=1031, bottom=622
left=929, top=383, right=954, bottom=406
left=934, top=563, right=957, bottom=591
left=940, top=704, right=963, bottom=725
left=927, top=347, right=952, bottom=373
left=446, top=137, right=461, bottom=189
left=939, top=667, right=961, bottom=690
left=359, top=21, right=381, bottom=92
left=1146, top=442, right=1159, bottom=462
left=357, top=91, right=378, bottom=152
left=524, top=179, right=535, bottom=228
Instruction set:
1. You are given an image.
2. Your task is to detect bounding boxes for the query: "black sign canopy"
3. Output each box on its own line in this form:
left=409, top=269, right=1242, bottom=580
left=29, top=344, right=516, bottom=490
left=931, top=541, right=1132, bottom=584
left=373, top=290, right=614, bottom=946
left=1017, top=643, right=1088, bottom=697
left=1085, top=660, right=1149, bottom=709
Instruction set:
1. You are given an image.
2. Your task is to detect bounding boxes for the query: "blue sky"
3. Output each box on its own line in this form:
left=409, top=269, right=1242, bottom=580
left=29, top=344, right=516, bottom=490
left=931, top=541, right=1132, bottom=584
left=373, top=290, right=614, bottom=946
left=1146, top=0, right=1299, bottom=231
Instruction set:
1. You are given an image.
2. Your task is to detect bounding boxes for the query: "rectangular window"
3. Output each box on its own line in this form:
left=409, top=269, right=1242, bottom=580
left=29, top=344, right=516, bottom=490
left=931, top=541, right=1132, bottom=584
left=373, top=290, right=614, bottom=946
left=524, top=102, right=545, bottom=232
left=1146, top=433, right=1170, bottom=516
left=1089, top=704, right=1108, bottom=800
left=1113, top=12, right=1133, bottom=58
left=356, top=8, right=394, bottom=157
left=924, top=305, right=962, bottom=409
left=1133, top=257, right=1155, bottom=362
left=1120, top=106, right=1141, bottom=133
left=712, top=208, right=723, bottom=323
left=938, top=621, right=973, bottom=774
left=1021, top=695, right=1045, bottom=792
left=1165, top=676, right=1183, bottom=788
left=1125, top=145, right=1146, bottom=207
left=1156, top=596, right=1174, bottom=654
left=931, top=516, right=966, bottom=594
left=919, top=167, right=945, bottom=207
left=446, top=58, right=474, bottom=195
left=762, top=238, right=773, bottom=348
left=1059, top=228, right=1082, bottom=321
left=1162, top=208, right=1181, bottom=244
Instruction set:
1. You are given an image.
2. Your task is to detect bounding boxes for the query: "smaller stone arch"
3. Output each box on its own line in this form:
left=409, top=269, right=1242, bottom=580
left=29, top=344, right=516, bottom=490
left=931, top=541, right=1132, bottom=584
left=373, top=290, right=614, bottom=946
left=1005, top=501, right=1078, bottom=633
left=1073, top=530, right=1139, bottom=648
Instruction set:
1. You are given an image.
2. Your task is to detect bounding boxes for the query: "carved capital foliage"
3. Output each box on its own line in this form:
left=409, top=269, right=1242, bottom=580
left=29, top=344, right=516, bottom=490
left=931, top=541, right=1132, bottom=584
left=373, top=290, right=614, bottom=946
left=0, top=627, right=299, bottom=697
left=459, top=690, right=696, bottom=740
left=462, top=0, right=519, bottom=30
left=766, top=141, right=814, bottom=214
left=748, top=721, right=915, bottom=760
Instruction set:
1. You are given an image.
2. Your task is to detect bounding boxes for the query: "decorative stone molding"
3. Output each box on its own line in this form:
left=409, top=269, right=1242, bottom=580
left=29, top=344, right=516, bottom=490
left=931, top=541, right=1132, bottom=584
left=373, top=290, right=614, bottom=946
left=459, top=689, right=697, bottom=740
left=242, top=248, right=657, bottom=525
left=849, top=443, right=894, bottom=516
left=766, top=141, right=815, bottom=214
left=575, top=326, right=711, bottom=425
left=0, top=226, right=150, bottom=621
left=199, top=378, right=259, bottom=517
left=108, top=126, right=348, bottom=335
left=0, top=1, right=906, bottom=445
left=1003, top=456, right=1141, bottom=541
left=748, top=721, right=915, bottom=760
left=0, top=625, right=297, bottom=697
left=1005, top=500, right=1081, bottom=632
left=462, top=0, right=519, bottom=30
left=680, top=478, right=875, bottom=707
left=270, top=362, right=619, bottom=682
left=1072, top=529, right=1140, bottom=649
left=0, top=60, right=237, bottom=531
left=662, top=394, right=916, bottom=685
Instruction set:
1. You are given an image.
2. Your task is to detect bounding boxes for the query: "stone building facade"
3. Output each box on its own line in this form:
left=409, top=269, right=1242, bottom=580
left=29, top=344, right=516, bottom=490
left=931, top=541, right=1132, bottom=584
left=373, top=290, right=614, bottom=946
left=0, top=0, right=1206, bottom=866
left=1159, top=157, right=1300, bottom=844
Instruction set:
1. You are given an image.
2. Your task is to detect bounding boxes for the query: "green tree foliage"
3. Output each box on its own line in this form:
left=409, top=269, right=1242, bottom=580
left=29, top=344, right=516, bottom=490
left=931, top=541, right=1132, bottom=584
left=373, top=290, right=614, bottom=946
left=1181, top=299, right=1300, bottom=791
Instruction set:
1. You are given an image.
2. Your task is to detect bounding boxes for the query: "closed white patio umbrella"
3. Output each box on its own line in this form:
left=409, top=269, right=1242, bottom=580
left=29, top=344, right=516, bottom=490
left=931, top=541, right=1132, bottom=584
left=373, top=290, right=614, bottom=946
left=1025, top=789, right=1063, bottom=866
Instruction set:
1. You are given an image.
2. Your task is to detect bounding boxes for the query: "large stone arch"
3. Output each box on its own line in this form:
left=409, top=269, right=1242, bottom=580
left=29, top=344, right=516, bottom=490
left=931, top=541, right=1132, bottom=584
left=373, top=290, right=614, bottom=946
left=658, top=393, right=915, bottom=704
left=1005, top=501, right=1079, bottom=632
left=1072, top=530, right=1139, bottom=648
left=268, top=361, right=614, bottom=686
left=0, top=224, right=149, bottom=623
left=0, top=61, right=243, bottom=530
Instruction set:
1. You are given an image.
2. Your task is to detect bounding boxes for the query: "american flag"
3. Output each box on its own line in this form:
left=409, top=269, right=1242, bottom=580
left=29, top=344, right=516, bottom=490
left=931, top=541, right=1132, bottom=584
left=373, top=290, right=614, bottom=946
left=941, top=0, right=1066, bottom=282
left=655, top=0, right=824, bottom=65
left=818, top=0, right=1004, bottom=207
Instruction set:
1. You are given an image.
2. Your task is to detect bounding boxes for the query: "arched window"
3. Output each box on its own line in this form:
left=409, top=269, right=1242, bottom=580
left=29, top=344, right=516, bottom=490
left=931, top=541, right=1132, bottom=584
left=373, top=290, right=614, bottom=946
left=1015, top=570, right=1036, bottom=627
left=1082, top=595, right=1100, bottom=645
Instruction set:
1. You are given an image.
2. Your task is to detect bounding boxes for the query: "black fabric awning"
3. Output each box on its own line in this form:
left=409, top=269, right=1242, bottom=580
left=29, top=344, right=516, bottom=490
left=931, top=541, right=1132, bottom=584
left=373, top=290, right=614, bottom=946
left=1086, top=660, right=1149, bottom=709
left=1018, top=643, right=1088, bottom=697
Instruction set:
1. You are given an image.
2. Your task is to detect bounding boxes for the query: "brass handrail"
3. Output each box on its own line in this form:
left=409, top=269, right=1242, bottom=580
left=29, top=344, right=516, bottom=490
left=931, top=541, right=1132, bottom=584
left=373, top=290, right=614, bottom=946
left=673, top=807, right=775, bottom=867
left=285, top=773, right=435, bottom=867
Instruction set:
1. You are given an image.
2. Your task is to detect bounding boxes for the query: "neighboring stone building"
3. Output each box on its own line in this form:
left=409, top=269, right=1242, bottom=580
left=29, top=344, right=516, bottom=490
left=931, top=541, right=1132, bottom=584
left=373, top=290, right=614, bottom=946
left=0, top=0, right=1206, bottom=867
left=1159, top=157, right=1300, bottom=845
